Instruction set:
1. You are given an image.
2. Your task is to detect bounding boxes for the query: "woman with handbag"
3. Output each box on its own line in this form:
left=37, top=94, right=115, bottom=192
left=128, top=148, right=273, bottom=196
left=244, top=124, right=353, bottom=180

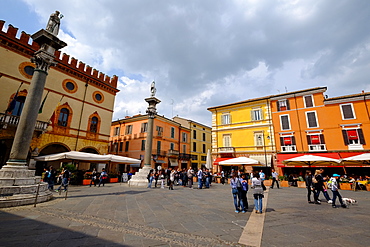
left=230, top=172, right=245, bottom=213
left=251, top=172, right=264, bottom=214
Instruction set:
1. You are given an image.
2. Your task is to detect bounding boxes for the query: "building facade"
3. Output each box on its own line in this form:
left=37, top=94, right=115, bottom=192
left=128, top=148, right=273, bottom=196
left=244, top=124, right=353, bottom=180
left=272, top=87, right=370, bottom=175
left=0, top=21, right=119, bottom=173
left=110, top=114, right=191, bottom=172
left=207, top=96, right=276, bottom=174
left=173, top=116, right=212, bottom=170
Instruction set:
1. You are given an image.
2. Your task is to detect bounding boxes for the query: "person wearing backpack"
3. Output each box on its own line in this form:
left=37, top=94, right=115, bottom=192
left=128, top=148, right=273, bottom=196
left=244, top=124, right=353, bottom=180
left=230, top=172, right=245, bottom=213
left=56, top=167, right=70, bottom=192
left=329, top=174, right=346, bottom=208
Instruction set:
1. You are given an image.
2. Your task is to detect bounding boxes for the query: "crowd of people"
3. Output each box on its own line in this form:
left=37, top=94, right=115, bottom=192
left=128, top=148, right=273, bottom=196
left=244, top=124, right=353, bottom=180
left=146, top=167, right=215, bottom=190
left=305, top=168, right=355, bottom=208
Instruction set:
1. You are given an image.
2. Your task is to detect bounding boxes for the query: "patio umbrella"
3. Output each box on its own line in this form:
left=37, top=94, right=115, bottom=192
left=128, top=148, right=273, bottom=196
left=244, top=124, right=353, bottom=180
left=205, top=149, right=212, bottom=169
left=219, top=157, right=260, bottom=165
left=283, top=154, right=341, bottom=167
left=343, top=153, right=370, bottom=164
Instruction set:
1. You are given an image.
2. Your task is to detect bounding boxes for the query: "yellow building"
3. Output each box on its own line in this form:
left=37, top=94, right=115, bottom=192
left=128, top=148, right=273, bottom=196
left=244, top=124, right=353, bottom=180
left=207, top=96, right=276, bottom=173
left=173, top=116, right=212, bottom=170
left=0, top=21, right=119, bottom=174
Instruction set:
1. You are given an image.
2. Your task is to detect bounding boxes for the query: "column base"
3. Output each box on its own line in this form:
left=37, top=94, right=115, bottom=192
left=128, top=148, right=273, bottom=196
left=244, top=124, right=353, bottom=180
left=128, top=166, right=152, bottom=187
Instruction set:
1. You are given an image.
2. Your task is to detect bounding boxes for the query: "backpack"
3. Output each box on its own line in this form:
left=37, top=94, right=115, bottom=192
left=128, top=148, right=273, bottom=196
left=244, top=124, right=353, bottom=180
left=327, top=179, right=333, bottom=189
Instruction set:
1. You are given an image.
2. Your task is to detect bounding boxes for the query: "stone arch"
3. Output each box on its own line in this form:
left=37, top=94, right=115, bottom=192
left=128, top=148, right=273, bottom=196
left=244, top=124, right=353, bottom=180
left=35, top=143, right=70, bottom=175
left=79, top=146, right=99, bottom=154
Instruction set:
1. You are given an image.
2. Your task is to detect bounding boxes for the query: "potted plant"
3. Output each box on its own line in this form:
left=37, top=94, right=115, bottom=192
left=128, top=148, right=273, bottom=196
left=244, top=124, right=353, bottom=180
left=83, top=172, right=92, bottom=185
left=297, top=176, right=306, bottom=188
left=264, top=176, right=272, bottom=187
left=366, top=181, right=370, bottom=191
left=339, top=181, right=352, bottom=190
left=279, top=175, right=289, bottom=187
left=108, top=173, right=119, bottom=183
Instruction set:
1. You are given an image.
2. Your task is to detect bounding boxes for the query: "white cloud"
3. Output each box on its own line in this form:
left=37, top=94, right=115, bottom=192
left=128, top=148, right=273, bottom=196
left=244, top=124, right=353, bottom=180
left=10, top=0, right=370, bottom=126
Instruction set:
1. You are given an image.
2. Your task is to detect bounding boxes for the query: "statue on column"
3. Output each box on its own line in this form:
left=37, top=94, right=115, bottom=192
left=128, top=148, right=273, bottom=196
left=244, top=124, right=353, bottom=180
left=46, top=11, right=62, bottom=36
left=150, top=81, right=156, bottom=97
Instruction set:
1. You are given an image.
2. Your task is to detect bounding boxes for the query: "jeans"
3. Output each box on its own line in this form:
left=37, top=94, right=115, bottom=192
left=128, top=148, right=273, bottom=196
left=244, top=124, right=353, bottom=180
left=271, top=178, right=279, bottom=188
left=315, top=188, right=331, bottom=201
left=205, top=177, right=210, bottom=188
left=254, top=194, right=263, bottom=213
left=241, top=190, right=248, bottom=210
left=307, top=187, right=313, bottom=202
left=332, top=190, right=343, bottom=206
left=198, top=177, right=203, bottom=189
left=57, top=178, right=68, bottom=191
left=232, top=189, right=244, bottom=211
left=147, top=176, right=153, bottom=188
left=98, top=178, right=105, bottom=187
left=48, top=180, right=55, bottom=190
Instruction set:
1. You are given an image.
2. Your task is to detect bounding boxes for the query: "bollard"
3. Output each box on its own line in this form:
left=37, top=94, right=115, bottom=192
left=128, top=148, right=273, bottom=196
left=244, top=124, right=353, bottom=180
left=34, top=183, right=41, bottom=207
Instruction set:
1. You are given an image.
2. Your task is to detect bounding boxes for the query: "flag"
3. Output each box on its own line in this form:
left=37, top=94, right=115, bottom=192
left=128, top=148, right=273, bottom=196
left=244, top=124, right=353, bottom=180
left=38, top=91, right=50, bottom=114
left=5, top=82, right=23, bottom=114
left=49, top=95, right=64, bottom=125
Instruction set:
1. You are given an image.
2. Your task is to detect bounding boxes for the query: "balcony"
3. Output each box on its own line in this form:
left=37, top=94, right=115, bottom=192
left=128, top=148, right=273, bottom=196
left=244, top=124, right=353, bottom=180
left=308, top=144, right=326, bottom=151
left=167, top=149, right=179, bottom=157
left=218, top=147, right=235, bottom=153
left=179, top=153, right=191, bottom=160
left=281, top=145, right=296, bottom=152
left=0, top=113, right=48, bottom=132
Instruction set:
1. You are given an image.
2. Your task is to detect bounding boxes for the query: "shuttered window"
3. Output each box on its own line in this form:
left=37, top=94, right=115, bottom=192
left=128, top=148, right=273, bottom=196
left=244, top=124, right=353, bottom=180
left=280, top=115, right=290, bottom=130
left=306, top=111, right=318, bottom=128
left=340, top=104, right=355, bottom=119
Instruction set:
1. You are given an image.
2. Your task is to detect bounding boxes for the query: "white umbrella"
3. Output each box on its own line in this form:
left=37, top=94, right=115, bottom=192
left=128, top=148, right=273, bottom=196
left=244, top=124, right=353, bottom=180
left=283, top=154, right=340, bottom=166
left=343, top=153, right=370, bottom=161
left=205, top=149, right=212, bottom=169
left=35, top=151, right=141, bottom=164
left=219, top=157, right=260, bottom=165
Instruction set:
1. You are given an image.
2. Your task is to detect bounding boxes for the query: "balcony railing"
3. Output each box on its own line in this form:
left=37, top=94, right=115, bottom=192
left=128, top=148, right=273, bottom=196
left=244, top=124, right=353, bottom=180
left=153, top=150, right=167, bottom=157
left=281, top=145, right=297, bottom=152
left=0, top=113, right=48, bottom=132
left=308, top=144, right=326, bottom=151
left=179, top=153, right=191, bottom=160
left=167, top=149, right=179, bottom=157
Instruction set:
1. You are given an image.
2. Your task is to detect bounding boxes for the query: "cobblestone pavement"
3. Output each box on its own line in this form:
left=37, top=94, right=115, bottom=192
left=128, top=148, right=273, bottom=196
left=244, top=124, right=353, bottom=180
left=0, top=182, right=369, bottom=247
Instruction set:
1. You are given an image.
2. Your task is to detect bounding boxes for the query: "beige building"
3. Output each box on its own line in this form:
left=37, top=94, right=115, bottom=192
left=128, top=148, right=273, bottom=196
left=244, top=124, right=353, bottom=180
left=173, top=116, right=212, bottom=170
left=0, top=21, right=119, bottom=174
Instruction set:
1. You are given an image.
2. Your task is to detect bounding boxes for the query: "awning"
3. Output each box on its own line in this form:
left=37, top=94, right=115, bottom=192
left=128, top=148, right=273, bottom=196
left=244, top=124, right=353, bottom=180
left=249, top=154, right=272, bottom=166
left=154, top=160, right=166, bottom=163
left=34, top=151, right=141, bottom=164
left=282, top=154, right=340, bottom=167
left=169, top=158, right=178, bottom=166
left=213, top=158, right=232, bottom=165
left=219, top=157, right=260, bottom=166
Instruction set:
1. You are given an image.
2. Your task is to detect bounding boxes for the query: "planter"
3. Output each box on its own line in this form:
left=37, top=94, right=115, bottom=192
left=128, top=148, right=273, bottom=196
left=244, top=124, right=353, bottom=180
left=216, top=177, right=221, bottom=183
left=297, top=181, right=306, bottom=188
left=280, top=181, right=289, bottom=187
left=340, top=183, right=352, bottom=190
left=193, top=177, right=197, bottom=183
left=366, top=184, right=370, bottom=191
left=264, top=180, right=272, bottom=186
left=109, top=178, right=119, bottom=183
left=82, top=179, right=91, bottom=185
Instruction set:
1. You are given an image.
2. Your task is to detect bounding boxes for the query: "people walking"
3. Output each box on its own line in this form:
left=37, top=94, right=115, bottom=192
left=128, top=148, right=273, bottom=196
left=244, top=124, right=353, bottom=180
left=197, top=168, right=203, bottom=189
left=169, top=169, right=175, bottom=190
left=221, top=170, right=225, bottom=185
left=187, top=167, right=194, bottom=189
left=230, top=172, right=244, bottom=213
left=252, top=172, right=264, bottom=214
left=270, top=169, right=279, bottom=189
left=56, top=167, right=70, bottom=192
left=205, top=169, right=211, bottom=188
left=90, top=168, right=97, bottom=187
left=313, top=169, right=332, bottom=204
left=305, top=170, right=314, bottom=203
left=160, top=169, right=165, bottom=189
left=154, top=170, right=159, bottom=188
left=147, top=169, right=154, bottom=188
left=328, top=174, right=346, bottom=208
left=98, top=168, right=108, bottom=187
left=259, top=170, right=266, bottom=191
left=240, top=173, right=249, bottom=211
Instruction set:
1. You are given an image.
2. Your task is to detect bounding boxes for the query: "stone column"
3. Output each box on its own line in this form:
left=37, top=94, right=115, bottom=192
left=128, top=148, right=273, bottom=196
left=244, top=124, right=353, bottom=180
left=129, top=82, right=160, bottom=187
left=0, top=11, right=66, bottom=207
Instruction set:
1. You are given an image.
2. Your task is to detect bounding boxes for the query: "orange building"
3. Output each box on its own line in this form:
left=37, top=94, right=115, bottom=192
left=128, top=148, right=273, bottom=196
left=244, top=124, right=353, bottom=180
left=271, top=87, right=370, bottom=175
left=110, top=114, right=191, bottom=172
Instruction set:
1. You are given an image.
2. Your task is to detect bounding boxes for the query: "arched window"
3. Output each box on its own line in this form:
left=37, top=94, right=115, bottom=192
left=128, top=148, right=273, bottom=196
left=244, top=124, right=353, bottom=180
left=90, top=116, right=98, bottom=133
left=58, top=108, right=69, bottom=127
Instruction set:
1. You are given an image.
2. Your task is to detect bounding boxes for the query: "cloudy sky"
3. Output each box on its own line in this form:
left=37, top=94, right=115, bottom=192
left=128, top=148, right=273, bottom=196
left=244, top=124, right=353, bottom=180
left=1, top=0, right=370, bottom=126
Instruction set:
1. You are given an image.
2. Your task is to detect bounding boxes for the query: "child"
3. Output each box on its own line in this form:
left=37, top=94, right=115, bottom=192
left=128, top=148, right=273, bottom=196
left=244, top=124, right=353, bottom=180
left=328, top=174, right=346, bottom=208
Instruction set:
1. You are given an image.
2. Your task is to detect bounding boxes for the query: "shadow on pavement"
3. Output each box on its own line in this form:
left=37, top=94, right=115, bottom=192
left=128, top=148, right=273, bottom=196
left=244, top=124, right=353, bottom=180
left=0, top=210, right=130, bottom=246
